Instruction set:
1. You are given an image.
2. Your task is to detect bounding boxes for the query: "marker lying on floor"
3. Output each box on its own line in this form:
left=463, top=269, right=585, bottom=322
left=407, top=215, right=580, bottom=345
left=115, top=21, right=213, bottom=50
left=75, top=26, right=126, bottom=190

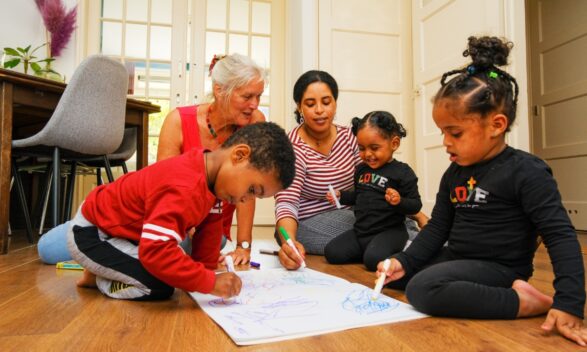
left=56, top=261, right=84, bottom=270
left=259, top=249, right=279, bottom=256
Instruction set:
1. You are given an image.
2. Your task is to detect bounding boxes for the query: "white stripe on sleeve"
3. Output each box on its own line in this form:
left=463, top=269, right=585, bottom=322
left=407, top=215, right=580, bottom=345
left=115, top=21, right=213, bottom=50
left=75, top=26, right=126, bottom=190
left=142, top=223, right=182, bottom=243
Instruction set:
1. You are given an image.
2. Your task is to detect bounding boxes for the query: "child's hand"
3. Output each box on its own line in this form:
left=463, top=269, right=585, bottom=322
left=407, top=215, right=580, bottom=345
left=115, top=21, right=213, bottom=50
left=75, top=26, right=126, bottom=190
left=278, top=240, right=306, bottom=270
left=229, top=247, right=251, bottom=265
left=325, top=189, right=340, bottom=205
left=385, top=188, right=401, bottom=206
left=210, top=272, right=242, bottom=298
left=375, top=258, right=405, bottom=284
left=541, top=308, right=587, bottom=346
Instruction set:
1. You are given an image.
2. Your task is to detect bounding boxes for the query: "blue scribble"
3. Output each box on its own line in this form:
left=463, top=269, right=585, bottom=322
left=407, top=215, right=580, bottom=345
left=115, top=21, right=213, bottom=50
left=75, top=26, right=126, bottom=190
left=219, top=296, right=318, bottom=334
left=342, top=289, right=398, bottom=314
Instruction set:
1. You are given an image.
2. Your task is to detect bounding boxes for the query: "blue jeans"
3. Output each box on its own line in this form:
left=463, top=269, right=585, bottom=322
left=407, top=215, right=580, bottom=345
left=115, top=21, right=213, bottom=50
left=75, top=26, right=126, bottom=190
left=37, top=221, right=228, bottom=264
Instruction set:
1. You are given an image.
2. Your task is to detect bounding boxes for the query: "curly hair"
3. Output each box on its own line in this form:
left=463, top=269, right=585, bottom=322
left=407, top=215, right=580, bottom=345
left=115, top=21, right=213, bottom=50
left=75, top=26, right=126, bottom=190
left=222, top=122, right=295, bottom=189
left=351, top=110, right=406, bottom=140
left=434, top=36, right=519, bottom=131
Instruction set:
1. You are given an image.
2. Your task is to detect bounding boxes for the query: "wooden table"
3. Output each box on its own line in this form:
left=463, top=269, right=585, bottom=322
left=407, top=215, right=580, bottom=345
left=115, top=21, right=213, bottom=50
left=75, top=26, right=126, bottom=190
left=0, top=68, right=160, bottom=254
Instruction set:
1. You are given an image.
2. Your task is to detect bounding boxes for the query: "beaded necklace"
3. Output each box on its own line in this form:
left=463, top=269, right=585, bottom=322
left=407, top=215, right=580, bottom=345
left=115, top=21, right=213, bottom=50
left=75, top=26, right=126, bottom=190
left=205, top=106, right=218, bottom=138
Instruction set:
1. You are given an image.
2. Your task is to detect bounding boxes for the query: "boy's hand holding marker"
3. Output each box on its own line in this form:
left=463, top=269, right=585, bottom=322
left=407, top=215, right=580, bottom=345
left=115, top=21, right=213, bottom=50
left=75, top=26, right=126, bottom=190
left=211, top=256, right=242, bottom=299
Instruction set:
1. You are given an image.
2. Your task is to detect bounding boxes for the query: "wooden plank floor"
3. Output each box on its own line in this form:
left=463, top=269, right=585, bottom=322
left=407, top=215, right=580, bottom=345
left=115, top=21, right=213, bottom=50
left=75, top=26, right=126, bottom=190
left=1, top=232, right=586, bottom=351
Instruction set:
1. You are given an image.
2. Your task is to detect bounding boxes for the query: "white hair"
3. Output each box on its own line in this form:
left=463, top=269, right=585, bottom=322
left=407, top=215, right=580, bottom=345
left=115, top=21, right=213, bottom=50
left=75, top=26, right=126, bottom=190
left=209, top=53, right=267, bottom=106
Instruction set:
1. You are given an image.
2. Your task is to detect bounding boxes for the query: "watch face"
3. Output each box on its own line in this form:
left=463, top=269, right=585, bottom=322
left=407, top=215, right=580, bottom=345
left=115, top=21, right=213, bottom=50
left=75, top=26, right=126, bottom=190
left=240, top=241, right=250, bottom=249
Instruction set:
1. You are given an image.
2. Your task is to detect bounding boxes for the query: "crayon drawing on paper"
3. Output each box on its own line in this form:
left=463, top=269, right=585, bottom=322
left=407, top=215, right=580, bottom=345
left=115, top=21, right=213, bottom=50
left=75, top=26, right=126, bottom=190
left=189, top=268, right=426, bottom=345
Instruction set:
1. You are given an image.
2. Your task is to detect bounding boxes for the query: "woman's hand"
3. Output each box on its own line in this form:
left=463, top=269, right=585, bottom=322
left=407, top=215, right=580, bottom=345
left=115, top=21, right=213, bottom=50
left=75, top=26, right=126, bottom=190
left=542, top=308, right=587, bottom=346
left=385, top=188, right=401, bottom=206
left=278, top=240, right=306, bottom=270
left=229, top=247, right=251, bottom=265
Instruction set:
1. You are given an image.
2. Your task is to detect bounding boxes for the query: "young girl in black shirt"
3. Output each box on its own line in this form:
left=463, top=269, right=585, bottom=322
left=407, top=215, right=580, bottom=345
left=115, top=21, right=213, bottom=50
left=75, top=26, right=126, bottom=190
left=325, top=111, right=422, bottom=271
left=376, top=36, right=587, bottom=346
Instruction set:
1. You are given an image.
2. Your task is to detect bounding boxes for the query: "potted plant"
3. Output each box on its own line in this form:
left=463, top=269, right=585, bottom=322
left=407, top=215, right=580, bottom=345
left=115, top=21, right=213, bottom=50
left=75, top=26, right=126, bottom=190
left=2, top=43, right=59, bottom=78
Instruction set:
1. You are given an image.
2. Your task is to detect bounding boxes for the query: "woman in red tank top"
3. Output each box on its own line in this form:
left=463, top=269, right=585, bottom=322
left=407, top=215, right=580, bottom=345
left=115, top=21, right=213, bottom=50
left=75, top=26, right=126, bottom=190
left=158, top=53, right=266, bottom=265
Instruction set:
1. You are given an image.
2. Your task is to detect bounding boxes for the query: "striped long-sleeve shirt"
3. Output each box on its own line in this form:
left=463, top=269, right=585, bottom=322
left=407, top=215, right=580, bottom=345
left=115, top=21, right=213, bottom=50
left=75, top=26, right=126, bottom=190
left=275, top=124, right=361, bottom=222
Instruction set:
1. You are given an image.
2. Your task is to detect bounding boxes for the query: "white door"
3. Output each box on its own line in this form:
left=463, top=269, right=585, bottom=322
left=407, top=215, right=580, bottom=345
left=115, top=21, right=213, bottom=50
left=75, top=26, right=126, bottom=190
left=527, top=0, right=587, bottom=231
left=318, top=0, right=415, bottom=164
left=411, top=0, right=529, bottom=215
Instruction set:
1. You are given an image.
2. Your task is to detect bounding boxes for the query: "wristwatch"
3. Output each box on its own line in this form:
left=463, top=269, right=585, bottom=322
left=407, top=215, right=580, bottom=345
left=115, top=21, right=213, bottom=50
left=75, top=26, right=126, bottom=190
left=237, top=241, right=250, bottom=249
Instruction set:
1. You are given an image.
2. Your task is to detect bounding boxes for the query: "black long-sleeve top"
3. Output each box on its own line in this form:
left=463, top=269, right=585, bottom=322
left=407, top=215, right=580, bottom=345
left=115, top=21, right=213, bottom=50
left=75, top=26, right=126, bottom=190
left=395, top=146, right=585, bottom=318
left=340, top=159, right=422, bottom=236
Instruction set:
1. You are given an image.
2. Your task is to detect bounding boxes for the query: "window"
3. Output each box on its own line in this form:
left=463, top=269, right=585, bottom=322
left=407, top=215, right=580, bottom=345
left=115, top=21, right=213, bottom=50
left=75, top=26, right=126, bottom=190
left=86, top=0, right=284, bottom=165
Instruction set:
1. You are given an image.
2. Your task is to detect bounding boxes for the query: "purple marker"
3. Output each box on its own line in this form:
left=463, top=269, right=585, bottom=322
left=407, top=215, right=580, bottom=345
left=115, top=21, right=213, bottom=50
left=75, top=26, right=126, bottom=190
left=250, top=261, right=261, bottom=269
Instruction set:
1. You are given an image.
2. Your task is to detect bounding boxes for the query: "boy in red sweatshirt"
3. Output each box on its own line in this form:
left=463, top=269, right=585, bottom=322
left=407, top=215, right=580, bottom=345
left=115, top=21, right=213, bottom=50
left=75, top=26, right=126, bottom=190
left=68, top=122, right=295, bottom=300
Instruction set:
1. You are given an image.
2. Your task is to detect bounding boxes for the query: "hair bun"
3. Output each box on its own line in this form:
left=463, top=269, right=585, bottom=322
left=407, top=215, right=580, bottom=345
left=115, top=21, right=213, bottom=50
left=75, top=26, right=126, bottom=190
left=463, top=36, right=513, bottom=69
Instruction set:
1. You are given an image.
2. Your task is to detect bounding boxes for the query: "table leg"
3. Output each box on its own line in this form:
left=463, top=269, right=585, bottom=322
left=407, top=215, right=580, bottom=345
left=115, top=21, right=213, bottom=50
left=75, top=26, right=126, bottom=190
left=136, top=111, right=148, bottom=169
left=0, top=82, right=14, bottom=254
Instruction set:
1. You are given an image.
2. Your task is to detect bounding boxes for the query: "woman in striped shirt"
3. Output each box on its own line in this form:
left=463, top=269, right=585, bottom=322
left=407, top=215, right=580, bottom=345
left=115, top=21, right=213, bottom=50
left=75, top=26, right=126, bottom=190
left=276, top=71, right=428, bottom=269
left=274, top=70, right=361, bottom=265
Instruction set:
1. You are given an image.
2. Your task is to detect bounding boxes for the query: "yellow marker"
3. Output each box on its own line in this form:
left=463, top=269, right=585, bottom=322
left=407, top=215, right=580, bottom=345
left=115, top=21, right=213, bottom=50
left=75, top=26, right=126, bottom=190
left=56, top=261, right=84, bottom=270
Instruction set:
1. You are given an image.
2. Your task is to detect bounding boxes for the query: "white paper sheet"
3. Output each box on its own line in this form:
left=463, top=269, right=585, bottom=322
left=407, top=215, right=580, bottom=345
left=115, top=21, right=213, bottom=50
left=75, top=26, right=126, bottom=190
left=188, top=268, right=427, bottom=345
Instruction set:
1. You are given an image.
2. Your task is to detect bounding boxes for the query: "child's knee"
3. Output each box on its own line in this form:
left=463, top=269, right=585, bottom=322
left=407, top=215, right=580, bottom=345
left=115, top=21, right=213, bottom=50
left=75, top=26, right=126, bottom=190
left=362, top=254, right=379, bottom=272
left=324, top=242, right=341, bottom=264
left=405, top=272, right=441, bottom=314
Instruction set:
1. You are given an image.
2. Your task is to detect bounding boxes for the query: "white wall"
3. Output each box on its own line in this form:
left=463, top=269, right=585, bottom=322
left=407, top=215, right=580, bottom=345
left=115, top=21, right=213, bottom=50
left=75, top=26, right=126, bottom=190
left=286, top=0, right=319, bottom=131
left=0, top=0, right=78, bottom=79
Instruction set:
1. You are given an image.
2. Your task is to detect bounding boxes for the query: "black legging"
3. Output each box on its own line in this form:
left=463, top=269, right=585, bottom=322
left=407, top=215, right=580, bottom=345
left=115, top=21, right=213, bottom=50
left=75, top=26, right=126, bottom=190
left=388, top=248, right=522, bottom=319
left=324, top=225, right=408, bottom=271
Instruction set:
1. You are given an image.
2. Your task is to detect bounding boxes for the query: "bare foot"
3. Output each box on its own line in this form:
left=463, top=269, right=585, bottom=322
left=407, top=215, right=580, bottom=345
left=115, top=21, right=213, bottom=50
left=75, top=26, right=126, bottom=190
left=76, top=269, right=97, bottom=288
left=512, top=279, right=552, bottom=317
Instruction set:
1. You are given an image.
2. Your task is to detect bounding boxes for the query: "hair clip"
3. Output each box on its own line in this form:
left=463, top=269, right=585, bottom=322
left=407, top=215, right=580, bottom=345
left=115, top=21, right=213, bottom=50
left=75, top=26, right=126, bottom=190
left=466, top=65, right=476, bottom=75
left=209, top=54, right=226, bottom=76
left=488, top=71, right=499, bottom=79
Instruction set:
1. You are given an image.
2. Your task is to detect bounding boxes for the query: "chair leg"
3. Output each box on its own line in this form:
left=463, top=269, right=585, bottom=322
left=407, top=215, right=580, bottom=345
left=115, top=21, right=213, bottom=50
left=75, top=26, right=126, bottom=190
left=11, top=161, right=34, bottom=243
left=103, top=156, right=114, bottom=183
left=38, top=173, right=52, bottom=235
left=122, top=161, right=129, bottom=174
left=63, top=161, right=77, bottom=222
left=34, top=163, right=53, bottom=234
left=51, top=147, right=61, bottom=228
left=96, top=167, right=102, bottom=186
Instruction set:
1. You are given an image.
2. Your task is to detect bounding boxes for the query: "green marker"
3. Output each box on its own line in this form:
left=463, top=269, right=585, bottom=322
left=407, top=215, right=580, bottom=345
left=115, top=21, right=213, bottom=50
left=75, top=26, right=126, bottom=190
left=279, top=227, right=306, bottom=268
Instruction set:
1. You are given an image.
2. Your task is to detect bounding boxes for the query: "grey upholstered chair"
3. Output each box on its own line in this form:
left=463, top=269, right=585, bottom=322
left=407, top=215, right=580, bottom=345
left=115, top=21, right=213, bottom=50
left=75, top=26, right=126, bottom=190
left=11, top=54, right=128, bottom=229
left=60, top=127, right=138, bottom=219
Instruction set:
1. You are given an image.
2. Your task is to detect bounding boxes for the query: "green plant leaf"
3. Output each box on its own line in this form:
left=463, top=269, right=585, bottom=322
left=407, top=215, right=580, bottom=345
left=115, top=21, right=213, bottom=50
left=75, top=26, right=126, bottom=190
left=30, top=62, right=42, bottom=73
left=3, top=48, right=20, bottom=56
left=30, top=43, right=47, bottom=55
left=3, top=58, right=20, bottom=68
